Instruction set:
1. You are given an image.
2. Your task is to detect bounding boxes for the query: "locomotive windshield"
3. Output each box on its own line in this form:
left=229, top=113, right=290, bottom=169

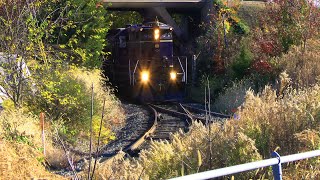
left=141, top=29, right=153, bottom=41
left=141, top=29, right=172, bottom=41
left=161, top=30, right=172, bottom=40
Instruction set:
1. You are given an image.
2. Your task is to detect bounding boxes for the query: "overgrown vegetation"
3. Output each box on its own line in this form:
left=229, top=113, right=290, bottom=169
left=92, top=0, right=320, bottom=179
left=1, top=0, right=320, bottom=178
left=276, top=39, right=320, bottom=89
left=0, top=0, right=124, bottom=177
left=0, top=109, right=66, bottom=179
left=41, top=0, right=111, bottom=68
left=94, top=76, right=320, bottom=179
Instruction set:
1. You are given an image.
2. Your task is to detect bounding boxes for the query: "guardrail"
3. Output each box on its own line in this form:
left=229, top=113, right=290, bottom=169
left=169, top=150, right=320, bottom=180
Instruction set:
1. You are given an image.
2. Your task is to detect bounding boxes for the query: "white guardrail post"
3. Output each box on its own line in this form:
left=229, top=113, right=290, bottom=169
left=169, top=150, right=320, bottom=180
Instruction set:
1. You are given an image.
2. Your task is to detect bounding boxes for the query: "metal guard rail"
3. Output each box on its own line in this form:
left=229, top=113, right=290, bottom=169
left=169, top=150, right=320, bottom=180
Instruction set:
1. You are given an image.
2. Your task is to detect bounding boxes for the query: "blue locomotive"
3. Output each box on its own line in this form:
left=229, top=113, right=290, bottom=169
left=105, top=21, right=187, bottom=101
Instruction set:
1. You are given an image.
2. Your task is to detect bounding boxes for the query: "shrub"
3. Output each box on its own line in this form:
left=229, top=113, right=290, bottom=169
left=90, top=152, right=144, bottom=179
left=26, top=66, right=124, bottom=142
left=232, top=21, right=250, bottom=35
left=237, top=85, right=320, bottom=157
left=231, top=45, right=253, bottom=78
left=276, top=39, right=320, bottom=89
left=42, top=0, right=111, bottom=68
left=0, top=109, right=40, bottom=145
left=0, top=140, right=65, bottom=179
left=213, top=78, right=254, bottom=114
left=189, top=74, right=228, bottom=103
left=284, top=129, right=320, bottom=179
left=264, top=0, right=320, bottom=52
left=195, top=0, right=250, bottom=75
left=95, top=82, right=320, bottom=179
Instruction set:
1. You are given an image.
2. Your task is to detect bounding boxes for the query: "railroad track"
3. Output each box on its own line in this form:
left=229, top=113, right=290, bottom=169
left=99, top=103, right=191, bottom=156
left=123, top=102, right=231, bottom=154
left=135, top=103, right=191, bottom=150
left=71, top=102, right=231, bottom=170
left=65, top=103, right=230, bottom=157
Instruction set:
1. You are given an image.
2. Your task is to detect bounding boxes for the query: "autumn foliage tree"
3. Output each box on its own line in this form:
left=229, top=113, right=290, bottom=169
left=264, top=0, right=320, bottom=52
left=243, top=0, right=320, bottom=80
left=196, top=0, right=249, bottom=75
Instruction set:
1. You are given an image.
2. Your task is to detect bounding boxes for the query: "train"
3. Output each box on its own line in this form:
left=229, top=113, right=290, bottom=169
left=104, top=21, right=187, bottom=101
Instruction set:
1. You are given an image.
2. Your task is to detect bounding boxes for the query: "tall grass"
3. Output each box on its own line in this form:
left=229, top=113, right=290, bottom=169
left=0, top=109, right=66, bottom=179
left=276, top=39, right=320, bottom=89
left=95, top=82, right=320, bottom=179
left=213, top=78, right=254, bottom=114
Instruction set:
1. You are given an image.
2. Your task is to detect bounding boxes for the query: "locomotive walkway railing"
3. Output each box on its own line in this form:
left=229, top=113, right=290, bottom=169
left=169, top=150, right=320, bottom=180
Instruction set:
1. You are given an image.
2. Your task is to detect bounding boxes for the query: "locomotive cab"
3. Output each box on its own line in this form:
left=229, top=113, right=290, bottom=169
left=105, top=21, right=187, bottom=101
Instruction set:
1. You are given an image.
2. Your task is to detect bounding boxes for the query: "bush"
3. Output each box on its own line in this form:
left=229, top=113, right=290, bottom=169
left=95, top=81, right=320, bottom=179
left=231, top=45, right=253, bottom=78
left=95, top=122, right=262, bottom=179
left=26, top=66, right=124, bottom=142
left=232, top=21, right=250, bottom=35
left=276, top=39, right=320, bottom=89
left=0, top=109, right=41, bottom=145
left=194, top=0, right=251, bottom=75
left=42, top=0, right=111, bottom=68
left=213, top=78, right=254, bottom=114
left=189, top=75, right=226, bottom=102
left=237, top=85, right=320, bottom=157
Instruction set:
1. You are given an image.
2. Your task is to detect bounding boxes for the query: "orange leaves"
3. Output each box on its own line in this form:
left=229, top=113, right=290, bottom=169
left=95, top=2, right=103, bottom=8
left=250, top=60, right=272, bottom=74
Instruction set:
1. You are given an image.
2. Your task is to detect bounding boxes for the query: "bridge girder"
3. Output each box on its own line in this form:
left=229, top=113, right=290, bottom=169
left=103, top=0, right=206, bottom=10
left=103, top=0, right=213, bottom=41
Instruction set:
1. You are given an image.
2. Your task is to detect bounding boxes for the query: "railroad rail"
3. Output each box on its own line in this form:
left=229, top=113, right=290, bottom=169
left=95, top=103, right=194, bottom=164
left=71, top=102, right=231, bottom=171
left=98, top=102, right=230, bottom=157
left=139, top=104, right=191, bottom=147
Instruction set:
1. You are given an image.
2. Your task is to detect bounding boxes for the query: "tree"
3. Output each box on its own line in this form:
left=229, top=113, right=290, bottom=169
left=196, top=0, right=249, bottom=75
left=0, top=0, right=45, bottom=107
left=265, top=0, right=320, bottom=52
left=43, top=0, right=111, bottom=68
left=0, top=0, right=112, bottom=107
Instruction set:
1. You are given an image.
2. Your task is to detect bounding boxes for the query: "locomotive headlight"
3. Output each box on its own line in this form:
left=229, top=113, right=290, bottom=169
left=170, top=71, right=177, bottom=81
left=141, top=71, right=150, bottom=83
left=154, top=28, right=160, bottom=40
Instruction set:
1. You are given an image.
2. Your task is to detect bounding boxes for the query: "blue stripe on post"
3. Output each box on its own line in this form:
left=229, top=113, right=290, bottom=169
left=272, top=152, right=282, bottom=180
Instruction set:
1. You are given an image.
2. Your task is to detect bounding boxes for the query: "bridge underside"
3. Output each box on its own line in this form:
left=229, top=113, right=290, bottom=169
left=103, top=0, right=213, bottom=41
left=104, top=1, right=205, bottom=12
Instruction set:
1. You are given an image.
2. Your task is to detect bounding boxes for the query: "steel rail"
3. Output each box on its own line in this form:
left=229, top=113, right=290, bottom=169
left=125, top=105, right=158, bottom=151
left=181, top=104, right=231, bottom=119
left=178, top=103, right=194, bottom=125
left=148, top=103, right=192, bottom=119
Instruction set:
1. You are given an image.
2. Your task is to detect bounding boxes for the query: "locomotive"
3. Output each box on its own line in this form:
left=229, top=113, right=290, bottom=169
left=104, top=21, right=187, bottom=101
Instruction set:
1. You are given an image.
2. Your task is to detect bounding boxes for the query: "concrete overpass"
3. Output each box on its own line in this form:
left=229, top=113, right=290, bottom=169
left=103, top=0, right=213, bottom=41
left=104, top=0, right=207, bottom=11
